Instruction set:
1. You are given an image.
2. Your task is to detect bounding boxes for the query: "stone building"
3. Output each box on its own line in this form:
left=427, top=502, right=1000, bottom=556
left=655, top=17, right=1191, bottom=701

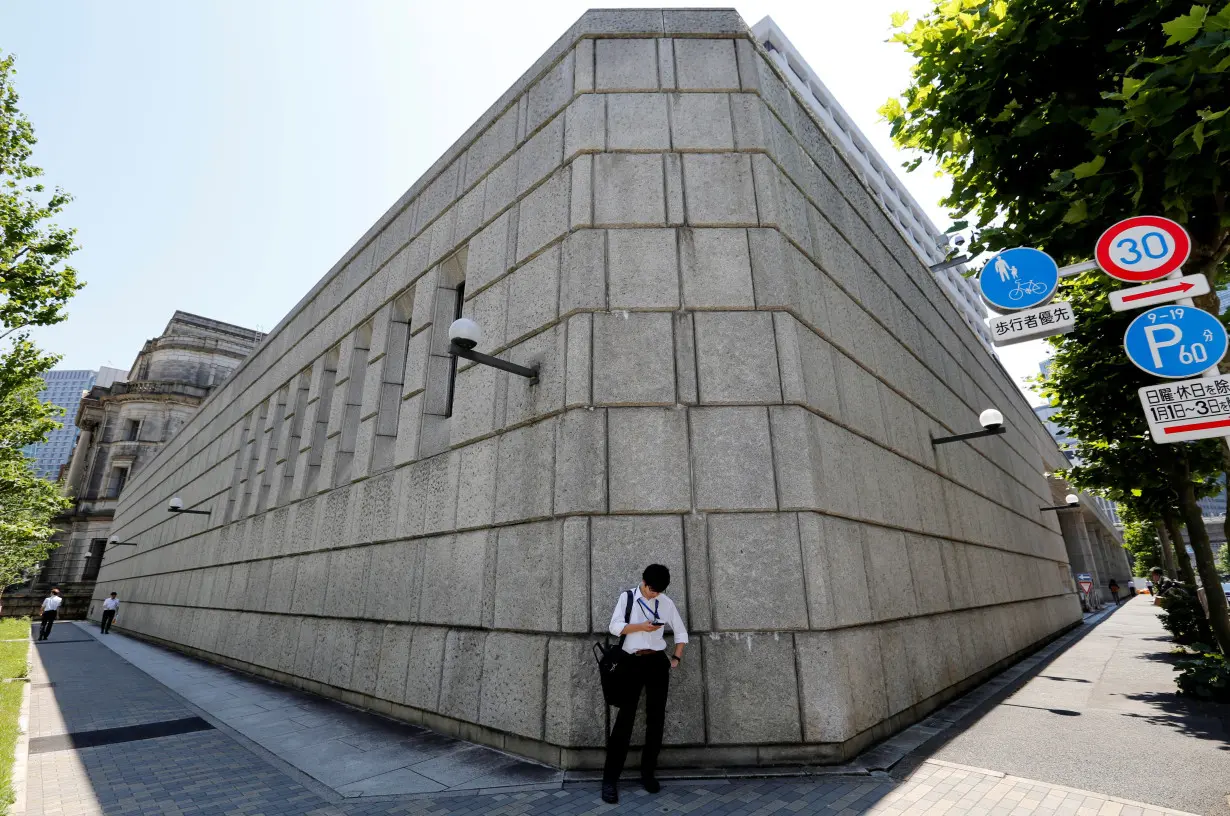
left=94, top=10, right=1085, bottom=769
left=1, top=312, right=262, bottom=618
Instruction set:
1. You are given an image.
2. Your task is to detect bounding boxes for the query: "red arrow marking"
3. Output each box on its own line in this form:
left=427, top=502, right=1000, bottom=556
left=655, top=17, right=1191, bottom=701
left=1122, top=281, right=1193, bottom=302
left=1163, top=417, right=1230, bottom=435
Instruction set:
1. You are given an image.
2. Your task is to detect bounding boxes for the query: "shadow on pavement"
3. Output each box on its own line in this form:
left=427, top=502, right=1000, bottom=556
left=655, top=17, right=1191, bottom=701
left=1119, top=691, right=1230, bottom=750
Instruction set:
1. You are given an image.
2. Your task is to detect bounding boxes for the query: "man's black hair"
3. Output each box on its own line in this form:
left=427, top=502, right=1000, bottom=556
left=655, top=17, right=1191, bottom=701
left=643, top=564, right=670, bottom=592
left=110, top=592, right=117, bottom=597
left=1150, top=566, right=1163, bottom=575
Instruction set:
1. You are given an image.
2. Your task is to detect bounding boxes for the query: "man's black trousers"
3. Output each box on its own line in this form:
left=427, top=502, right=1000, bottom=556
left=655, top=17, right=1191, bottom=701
left=100, top=610, right=115, bottom=633
left=604, top=651, right=670, bottom=784
left=38, top=610, right=56, bottom=640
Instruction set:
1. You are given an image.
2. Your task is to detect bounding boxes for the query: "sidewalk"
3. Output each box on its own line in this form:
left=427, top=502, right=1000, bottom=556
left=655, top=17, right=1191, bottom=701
left=15, top=599, right=1222, bottom=816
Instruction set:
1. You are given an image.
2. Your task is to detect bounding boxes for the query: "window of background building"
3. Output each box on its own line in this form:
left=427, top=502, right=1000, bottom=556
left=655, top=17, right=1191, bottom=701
left=125, top=419, right=139, bottom=441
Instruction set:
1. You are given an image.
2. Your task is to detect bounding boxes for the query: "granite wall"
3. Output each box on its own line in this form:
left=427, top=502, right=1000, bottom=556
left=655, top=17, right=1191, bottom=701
left=93, top=9, right=1081, bottom=769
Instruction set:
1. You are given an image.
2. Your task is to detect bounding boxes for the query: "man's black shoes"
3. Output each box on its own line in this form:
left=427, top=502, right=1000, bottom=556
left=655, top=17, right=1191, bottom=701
left=642, top=775, right=661, bottom=794
left=601, top=782, right=618, bottom=803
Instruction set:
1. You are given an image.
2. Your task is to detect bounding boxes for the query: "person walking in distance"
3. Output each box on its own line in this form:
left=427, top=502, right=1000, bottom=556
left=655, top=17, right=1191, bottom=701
left=100, top=593, right=120, bottom=634
left=38, top=588, right=63, bottom=641
left=1109, top=579, right=1121, bottom=605
left=601, top=564, right=688, bottom=805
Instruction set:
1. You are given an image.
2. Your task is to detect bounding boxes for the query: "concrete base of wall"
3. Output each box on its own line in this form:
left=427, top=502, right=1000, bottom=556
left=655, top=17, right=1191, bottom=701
left=3, top=583, right=96, bottom=620
left=98, top=614, right=1083, bottom=770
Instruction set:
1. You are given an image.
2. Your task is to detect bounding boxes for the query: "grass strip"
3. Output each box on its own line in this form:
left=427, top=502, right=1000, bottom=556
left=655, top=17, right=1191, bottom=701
left=0, top=619, right=30, bottom=643
left=0, top=619, right=30, bottom=814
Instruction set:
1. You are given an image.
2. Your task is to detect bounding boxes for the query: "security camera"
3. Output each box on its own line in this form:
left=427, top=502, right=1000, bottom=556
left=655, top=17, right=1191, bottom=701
left=1066, top=494, right=1080, bottom=506
left=953, top=235, right=967, bottom=247
left=108, top=536, right=119, bottom=545
left=168, top=497, right=184, bottom=511
left=979, top=408, right=1004, bottom=430
left=449, top=318, right=481, bottom=351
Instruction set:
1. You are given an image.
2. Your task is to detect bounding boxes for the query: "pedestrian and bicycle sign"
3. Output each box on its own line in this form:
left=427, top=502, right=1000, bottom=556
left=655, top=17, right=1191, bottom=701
left=1139, top=375, right=1230, bottom=442
left=1123, top=306, right=1228, bottom=379
left=979, top=247, right=1060, bottom=312
left=1096, top=216, right=1191, bottom=282
left=988, top=302, right=1075, bottom=346
left=1108, top=274, right=1210, bottom=312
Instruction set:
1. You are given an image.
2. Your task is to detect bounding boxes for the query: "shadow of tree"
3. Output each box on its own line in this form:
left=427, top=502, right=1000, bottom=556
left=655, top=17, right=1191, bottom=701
left=1119, top=690, right=1230, bottom=750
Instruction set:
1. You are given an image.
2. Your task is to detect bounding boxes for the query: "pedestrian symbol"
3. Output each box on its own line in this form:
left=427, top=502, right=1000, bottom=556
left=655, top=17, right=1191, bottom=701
left=978, top=248, right=1060, bottom=312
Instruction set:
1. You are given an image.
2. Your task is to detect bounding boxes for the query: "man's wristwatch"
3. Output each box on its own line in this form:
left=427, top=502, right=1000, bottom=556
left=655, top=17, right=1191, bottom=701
left=669, top=655, right=681, bottom=664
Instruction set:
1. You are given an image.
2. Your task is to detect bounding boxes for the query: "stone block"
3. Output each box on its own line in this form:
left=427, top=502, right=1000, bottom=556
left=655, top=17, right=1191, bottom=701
left=794, top=630, right=855, bottom=742
left=682, top=514, right=712, bottom=632
left=575, top=39, right=594, bottom=92
left=595, top=39, right=658, bottom=91
left=590, top=516, right=685, bottom=633
left=658, top=36, right=676, bottom=89
left=265, top=557, right=297, bottom=614
left=561, top=517, right=590, bottom=633
left=608, top=228, right=679, bottom=309
left=663, top=9, right=745, bottom=34
left=526, top=49, right=573, bottom=135
left=694, top=312, right=781, bottom=404
left=516, top=166, right=569, bottom=263
left=422, top=451, right=460, bottom=535
left=595, top=154, right=666, bottom=226
left=322, top=546, right=371, bottom=618
left=730, top=93, right=769, bottom=151
left=904, top=616, right=953, bottom=702
left=674, top=39, right=740, bottom=91
left=607, top=94, right=670, bottom=151
left=455, top=437, right=498, bottom=530
left=680, top=227, right=754, bottom=308
left=365, top=541, right=418, bottom=622
left=354, top=470, right=396, bottom=544
left=464, top=211, right=511, bottom=295
left=440, top=629, right=486, bottom=722
left=864, top=527, right=919, bottom=622
left=517, top=117, right=565, bottom=199
left=555, top=408, right=606, bottom=514
left=289, top=551, right=329, bottom=615
left=404, top=625, right=446, bottom=710
left=674, top=312, right=698, bottom=404
left=708, top=513, right=808, bottom=630
left=560, top=229, right=606, bottom=315
left=351, top=621, right=385, bottom=696
left=571, top=153, right=592, bottom=229
left=479, top=632, right=547, bottom=738
left=466, top=275, right=509, bottom=351
left=545, top=638, right=607, bottom=747
left=690, top=406, right=776, bottom=511
left=704, top=634, right=801, bottom=743
left=374, top=623, right=411, bottom=702
left=683, top=154, right=757, bottom=226
left=608, top=407, right=690, bottom=513
left=592, top=312, right=675, bottom=405
left=776, top=315, right=841, bottom=419
left=565, top=313, right=592, bottom=407
left=506, top=242, right=560, bottom=343
left=417, top=532, right=487, bottom=626
left=907, top=534, right=952, bottom=615
left=504, top=323, right=566, bottom=424
left=798, top=513, right=873, bottom=629
left=669, top=93, right=734, bottom=151
left=396, top=459, right=429, bottom=540
left=832, top=351, right=888, bottom=443
left=494, top=520, right=563, bottom=631
left=494, top=419, right=556, bottom=524
left=876, top=620, right=918, bottom=715
left=483, top=152, right=518, bottom=221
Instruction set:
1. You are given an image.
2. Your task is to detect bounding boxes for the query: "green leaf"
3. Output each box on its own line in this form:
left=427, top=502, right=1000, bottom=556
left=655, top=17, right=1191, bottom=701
left=1062, top=199, right=1089, bottom=223
left=1122, top=76, right=1145, bottom=98
left=1163, top=5, right=1209, bottom=46
left=1089, top=107, right=1123, bottom=134
left=1198, top=106, right=1230, bottom=121
left=1072, top=155, right=1107, bottom=179
left=890, top=10, right=910, bottom=27
left=1194, top=121, right=1206, bottom=149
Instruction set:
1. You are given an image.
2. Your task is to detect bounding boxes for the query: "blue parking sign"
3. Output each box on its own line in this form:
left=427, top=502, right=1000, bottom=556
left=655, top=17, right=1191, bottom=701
left=978, top=248, right=1060, bottom=311
left=1123, top=306, right=1228, bottom=379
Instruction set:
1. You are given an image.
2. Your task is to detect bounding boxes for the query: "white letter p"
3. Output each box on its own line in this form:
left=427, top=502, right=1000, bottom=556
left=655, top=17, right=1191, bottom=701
left=1144, top=324, right=1181, bottom=368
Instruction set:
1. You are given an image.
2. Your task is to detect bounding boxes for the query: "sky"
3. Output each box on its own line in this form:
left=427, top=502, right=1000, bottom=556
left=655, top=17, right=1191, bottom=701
left=0, top=0, right=1050, bottom=403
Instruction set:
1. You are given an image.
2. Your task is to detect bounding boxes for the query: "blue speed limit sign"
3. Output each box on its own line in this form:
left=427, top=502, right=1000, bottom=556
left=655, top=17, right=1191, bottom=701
left=1123, top=306, right=1228, bottom=378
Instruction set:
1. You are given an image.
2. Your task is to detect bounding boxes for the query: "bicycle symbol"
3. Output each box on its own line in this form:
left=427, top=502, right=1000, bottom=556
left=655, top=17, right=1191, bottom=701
left=1008, top=279, right=1049, bottom=301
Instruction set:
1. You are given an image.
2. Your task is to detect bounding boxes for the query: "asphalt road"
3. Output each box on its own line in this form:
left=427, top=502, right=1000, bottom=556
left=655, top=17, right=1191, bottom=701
left=931, top=598, right=1230, bottom=816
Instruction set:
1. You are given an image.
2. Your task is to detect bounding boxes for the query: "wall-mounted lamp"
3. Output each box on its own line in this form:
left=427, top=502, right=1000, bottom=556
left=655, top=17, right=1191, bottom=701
left=448, top=318, right=538, bottom=383
left=931, top=409, right=1006, bottom=446
left=107, top=536, right=138, bottom=548
left=168, top=497, right=210, bottom=516
left=1041, top=494, right=1081, bottom=512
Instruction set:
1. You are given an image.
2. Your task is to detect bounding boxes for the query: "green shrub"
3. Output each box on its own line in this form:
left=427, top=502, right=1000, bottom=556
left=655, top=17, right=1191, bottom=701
left=1174, top=651, right=1230, bottom=703
left=1157, top=590, right=1214, bottom=646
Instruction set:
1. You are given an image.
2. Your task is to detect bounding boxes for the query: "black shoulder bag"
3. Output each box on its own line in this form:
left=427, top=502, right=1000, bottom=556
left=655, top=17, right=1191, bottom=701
left=593, top=589, right=634, bottom=707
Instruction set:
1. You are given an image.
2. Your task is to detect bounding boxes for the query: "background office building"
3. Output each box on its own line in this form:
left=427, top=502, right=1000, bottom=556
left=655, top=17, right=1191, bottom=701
left=22, top=367, right=128, bottom=480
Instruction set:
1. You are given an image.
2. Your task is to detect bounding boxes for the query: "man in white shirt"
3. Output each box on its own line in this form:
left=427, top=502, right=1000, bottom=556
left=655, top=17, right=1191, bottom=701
left=38, top=588, right=63, bottom=641
left=601, top=564, right=688, bottom=805
left=100, top=593, right=120, bottom=634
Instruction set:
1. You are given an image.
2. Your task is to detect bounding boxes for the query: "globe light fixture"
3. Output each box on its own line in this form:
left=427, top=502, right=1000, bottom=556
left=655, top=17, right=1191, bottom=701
left=931, top=407, right=1008, bottom=446
left=447, top=318, right=538, bottom=382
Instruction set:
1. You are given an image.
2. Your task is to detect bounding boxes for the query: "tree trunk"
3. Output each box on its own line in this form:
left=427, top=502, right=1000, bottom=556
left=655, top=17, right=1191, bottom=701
left=1176, top=451, right=1230, bottom=656
left=1162, top=515, right=1198, bottom=588
left=1155, top=520, right=1178, bottom=577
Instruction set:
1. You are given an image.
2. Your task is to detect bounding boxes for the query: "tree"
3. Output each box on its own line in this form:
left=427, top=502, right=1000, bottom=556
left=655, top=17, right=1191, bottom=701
left=1122, top=518, right=1163, bottom=577
left=1216, top=540, right=1230, bottom=574
left=0, top=53, right=82, bottom=587
left=884, top=0, right=1230, bottom=655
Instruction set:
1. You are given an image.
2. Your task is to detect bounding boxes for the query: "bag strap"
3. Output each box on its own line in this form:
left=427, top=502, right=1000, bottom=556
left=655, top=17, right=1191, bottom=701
left=616, top=589, right=634, bottom=650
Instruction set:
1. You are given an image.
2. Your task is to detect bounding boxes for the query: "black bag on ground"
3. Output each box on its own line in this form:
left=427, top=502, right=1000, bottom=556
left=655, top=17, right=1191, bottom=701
left=593, top=589, right=634, bottom=707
